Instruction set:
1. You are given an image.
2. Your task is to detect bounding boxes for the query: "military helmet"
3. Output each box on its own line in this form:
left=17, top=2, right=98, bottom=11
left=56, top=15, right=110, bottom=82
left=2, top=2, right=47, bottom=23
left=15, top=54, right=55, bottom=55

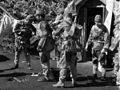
left=35, top=11, right=45, bottom=16
left=26, top=14, right=34, bottom=21
left=94, top=15, right=102, bottom=23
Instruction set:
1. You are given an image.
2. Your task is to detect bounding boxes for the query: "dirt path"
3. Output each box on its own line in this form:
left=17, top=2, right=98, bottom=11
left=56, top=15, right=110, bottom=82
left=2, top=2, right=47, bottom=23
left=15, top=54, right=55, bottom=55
left=0, top=49, right=119, bottom=90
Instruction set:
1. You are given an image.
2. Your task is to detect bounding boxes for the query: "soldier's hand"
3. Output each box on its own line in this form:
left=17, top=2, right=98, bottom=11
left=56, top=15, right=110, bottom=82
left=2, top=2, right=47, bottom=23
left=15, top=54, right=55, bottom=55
left=85, top=43, right=88, bottom=51
left=85, top=45, right=88, bottom=51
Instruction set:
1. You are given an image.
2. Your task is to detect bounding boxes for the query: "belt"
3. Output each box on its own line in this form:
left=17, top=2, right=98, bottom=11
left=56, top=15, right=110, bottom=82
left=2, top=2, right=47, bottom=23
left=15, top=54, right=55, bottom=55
left=92, top=40, right=105, bottom=43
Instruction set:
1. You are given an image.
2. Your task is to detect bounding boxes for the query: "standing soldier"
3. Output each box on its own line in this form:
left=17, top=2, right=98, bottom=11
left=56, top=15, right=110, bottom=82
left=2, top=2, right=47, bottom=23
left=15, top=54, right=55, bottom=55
left=14, top=15, right=36, bottom=69
left=113, top=15, right=120, bottom=85
left=36, top=12, right=55, bottom=81
left=110, top=0, right=120, bottom=85
left=85, top=15, right=110, bottom=81
left=52, top=12, right=78, bottom=88
left=52, top=9, right=64, bottom=61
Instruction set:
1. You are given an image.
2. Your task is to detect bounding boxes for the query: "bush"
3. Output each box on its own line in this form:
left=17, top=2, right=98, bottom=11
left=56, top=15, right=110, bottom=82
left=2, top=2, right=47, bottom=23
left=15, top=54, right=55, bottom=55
left=0, top=0, right=72, bottom=53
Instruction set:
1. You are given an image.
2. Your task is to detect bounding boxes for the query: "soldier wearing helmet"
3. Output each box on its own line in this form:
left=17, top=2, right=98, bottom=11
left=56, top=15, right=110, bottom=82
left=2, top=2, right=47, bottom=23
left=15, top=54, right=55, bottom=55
left=35, top=11, right=45, bottom=23
left=85, top=15, right=110, bottom=81
left=13, top=14, right=36, bottom=69
left=94, top=14, right=102, bottom=24
left=52, top=12, right=78, bottom=87
left=35, top=11, right=55, bottom=82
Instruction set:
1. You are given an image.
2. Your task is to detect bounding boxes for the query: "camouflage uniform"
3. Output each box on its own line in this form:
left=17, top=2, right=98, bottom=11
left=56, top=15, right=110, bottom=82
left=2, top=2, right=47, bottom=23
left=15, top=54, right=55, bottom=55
left=86, top=15, right=110, bottom=80
left=110, top=26, right=120, bottom=85
left=53, top=13, right=78, bottom=87
left=115, top=22, right=120, bottom=85
left=111, top=17, right=120, bottom=85
left=53, top=9, right=64, bottom=25
left=52, top=10, right=64, bottom=61
left=109, top=1, right=120, bottom=85
left=36, top=13, right=54, bottom=81
left=14, top=15, right=36, bottom=69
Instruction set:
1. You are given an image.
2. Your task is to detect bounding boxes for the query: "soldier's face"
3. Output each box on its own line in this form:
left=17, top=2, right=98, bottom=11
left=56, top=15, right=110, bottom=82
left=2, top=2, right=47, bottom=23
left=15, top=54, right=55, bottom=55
left=36, top=15, right=41, bottom=21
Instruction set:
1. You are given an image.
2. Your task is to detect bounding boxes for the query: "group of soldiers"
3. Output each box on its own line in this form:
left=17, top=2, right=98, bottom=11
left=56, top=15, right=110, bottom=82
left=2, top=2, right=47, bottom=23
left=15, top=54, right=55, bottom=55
left=3, top=4, right=120, bottom=88
left=12, top=9, right=80, bottom=88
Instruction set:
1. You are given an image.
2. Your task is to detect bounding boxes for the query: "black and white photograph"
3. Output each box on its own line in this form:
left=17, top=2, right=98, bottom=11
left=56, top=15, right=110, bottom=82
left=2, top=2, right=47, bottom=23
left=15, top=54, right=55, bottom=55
left=0, top=0, right=119, bottom=90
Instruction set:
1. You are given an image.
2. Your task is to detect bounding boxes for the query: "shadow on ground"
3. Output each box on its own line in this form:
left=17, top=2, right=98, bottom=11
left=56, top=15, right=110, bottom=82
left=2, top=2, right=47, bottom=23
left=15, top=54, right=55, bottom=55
left=65, top=76, right=116, bottom=88
left=0, top=72, right=31, bottom=77
left=0, top=55, right=10, bottom=62
left=51, top=68, right=116, bottom=88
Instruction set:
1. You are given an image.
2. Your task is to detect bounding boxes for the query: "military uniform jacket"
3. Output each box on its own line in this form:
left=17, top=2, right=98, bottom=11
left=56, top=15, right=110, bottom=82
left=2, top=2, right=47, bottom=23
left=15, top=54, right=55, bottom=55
left=53, top=20, right=77, bottom=52
left=36, top=21, right=52, bottom=37
left=36, top=20, right=54, bottom=52
left=14, top=21, right=36, bottom=35
left=87, top=24, right=110, bottom=51
left=14, top=21, right=36, bottom=49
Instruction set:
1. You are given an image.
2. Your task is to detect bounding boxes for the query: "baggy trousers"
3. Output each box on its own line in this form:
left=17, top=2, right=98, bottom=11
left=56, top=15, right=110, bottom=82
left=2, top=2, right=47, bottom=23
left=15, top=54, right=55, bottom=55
left=57, top=51, right=77, bottom=82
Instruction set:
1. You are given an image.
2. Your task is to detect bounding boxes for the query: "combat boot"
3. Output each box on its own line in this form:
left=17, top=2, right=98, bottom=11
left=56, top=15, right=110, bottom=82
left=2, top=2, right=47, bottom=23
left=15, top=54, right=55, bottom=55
left=71, top=79, right=79, bottom=87
left=37, top=72, right=54, bottom=82
left=92, top=74, right=97, bottom=82
left=100, top=76, right=106, bottom=81
left=52, top=78, right=65, bottom=88
left=48, top=72, right=55, bottom=81
left=116, top=81, right=120, bottom=85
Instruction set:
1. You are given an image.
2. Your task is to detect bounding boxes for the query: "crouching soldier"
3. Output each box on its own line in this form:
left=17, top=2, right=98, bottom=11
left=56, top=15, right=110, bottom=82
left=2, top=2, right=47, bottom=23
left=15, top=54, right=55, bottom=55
left=85, top=15, right=110, bottom=81
left=13, top=15, right=36, bottom=69
left=52, top=12, right=78, bottom=88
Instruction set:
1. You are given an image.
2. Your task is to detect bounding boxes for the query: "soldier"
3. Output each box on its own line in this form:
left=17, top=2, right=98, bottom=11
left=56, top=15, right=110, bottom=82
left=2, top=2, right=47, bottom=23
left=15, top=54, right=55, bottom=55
left=52, top=9, right=64, bottom=61
left=14, top=15, right=36, bottom=69
left=109, top=14, right=120, bottom=85
left=85, top=15, right=110, bottom=81
left=53, top=9, right=64, bottom=25
left=36, top=12, right=55, bottom=81
left=35, top=12, right=53, bottom=52
left=52, top=12, right=78, bottom=88
left=114, top=17, right=120, bottom=85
